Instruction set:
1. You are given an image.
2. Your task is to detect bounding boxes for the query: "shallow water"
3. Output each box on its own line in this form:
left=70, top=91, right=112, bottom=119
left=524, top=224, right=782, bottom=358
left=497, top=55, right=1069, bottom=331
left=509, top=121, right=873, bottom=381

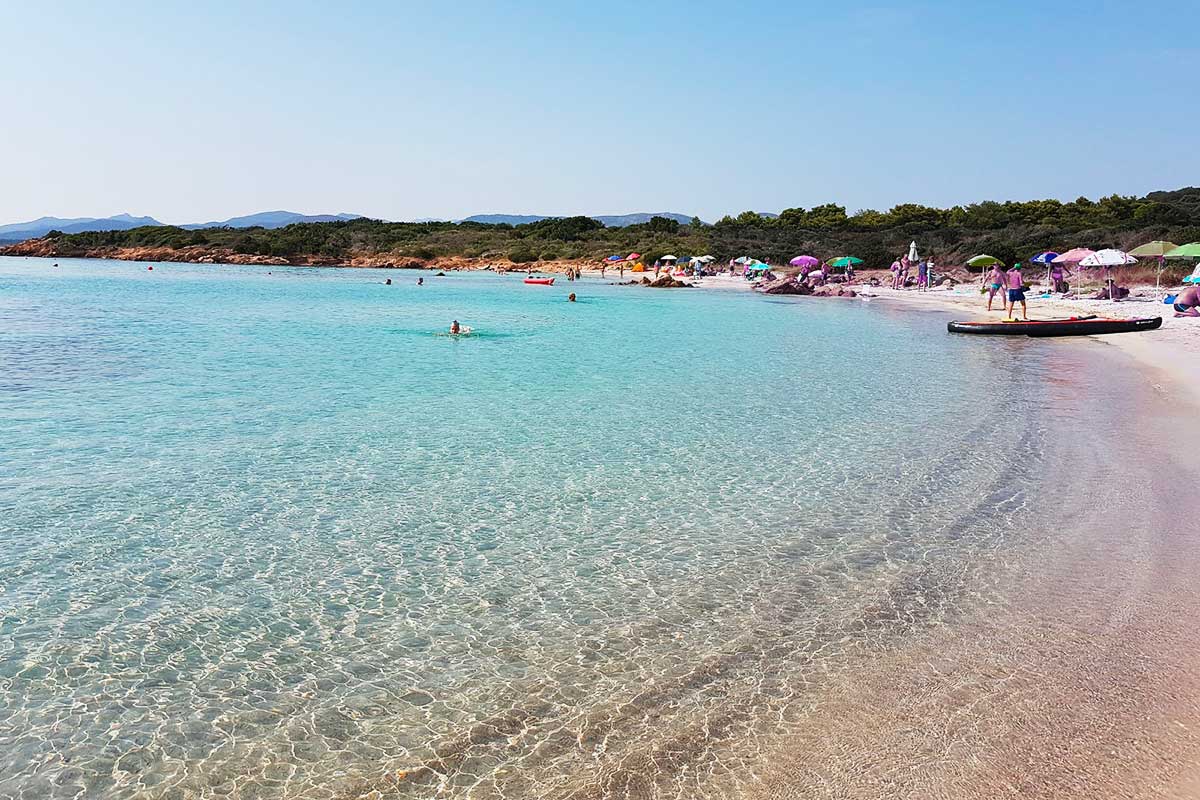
left=0, top=257, right=1186, bottom=799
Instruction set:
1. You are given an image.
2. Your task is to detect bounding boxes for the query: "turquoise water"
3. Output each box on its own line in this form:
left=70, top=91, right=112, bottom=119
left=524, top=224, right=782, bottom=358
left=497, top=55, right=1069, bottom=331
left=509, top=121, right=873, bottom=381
left=0, top=257, right=1120, bottom=798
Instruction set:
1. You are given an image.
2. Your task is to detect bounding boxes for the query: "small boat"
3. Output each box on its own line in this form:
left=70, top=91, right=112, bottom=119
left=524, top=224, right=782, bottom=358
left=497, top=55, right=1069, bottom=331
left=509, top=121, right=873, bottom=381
left=947, top=315, right=1162, bottom=337
left=524, top=277, right=555, bottom=285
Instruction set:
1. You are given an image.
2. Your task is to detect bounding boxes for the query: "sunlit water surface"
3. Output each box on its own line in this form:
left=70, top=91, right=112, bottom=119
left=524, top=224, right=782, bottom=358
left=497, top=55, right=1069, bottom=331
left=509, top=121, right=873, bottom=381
left=0, top=257, right=1145, bottom=799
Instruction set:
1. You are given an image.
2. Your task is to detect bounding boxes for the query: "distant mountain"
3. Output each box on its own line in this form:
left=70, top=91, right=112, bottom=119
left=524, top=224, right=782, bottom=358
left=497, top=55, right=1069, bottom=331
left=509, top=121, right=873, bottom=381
left=460, top=212, right=699, bottom=227
left=460, top=214, right=550, bottom=225
left=0, top=213, right=162, bottom=241
left=180, top=211, right=363, bottom=230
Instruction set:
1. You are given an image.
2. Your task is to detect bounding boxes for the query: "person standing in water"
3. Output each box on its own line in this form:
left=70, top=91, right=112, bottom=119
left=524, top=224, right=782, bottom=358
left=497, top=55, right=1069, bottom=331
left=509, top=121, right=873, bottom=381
left=985, top=264, right=1006, bottom=311
left=1006, top=263, right=1028, bottom=320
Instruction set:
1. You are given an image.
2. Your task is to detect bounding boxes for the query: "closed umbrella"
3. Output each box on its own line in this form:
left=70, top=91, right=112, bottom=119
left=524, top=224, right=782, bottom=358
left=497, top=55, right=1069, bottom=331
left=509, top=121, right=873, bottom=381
left=908, top=241, right=920, bottom=264
left=1078, top=249, right=1136, bottom=301
left=1128, top=241, right=1179, bottom=293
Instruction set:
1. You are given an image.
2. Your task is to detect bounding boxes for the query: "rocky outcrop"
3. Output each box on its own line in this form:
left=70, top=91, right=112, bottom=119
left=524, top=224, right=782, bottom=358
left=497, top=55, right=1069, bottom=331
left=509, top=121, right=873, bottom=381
left=647, top=274, right=693, bottom=288
left=755, top=276, right=812, bottom=295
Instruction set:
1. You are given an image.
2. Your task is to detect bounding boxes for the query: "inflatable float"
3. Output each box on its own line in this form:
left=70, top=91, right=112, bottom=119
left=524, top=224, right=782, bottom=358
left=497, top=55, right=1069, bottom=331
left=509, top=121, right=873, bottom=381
left=523, top=277, right=555, bottom=285
left=947, top=315, right=1162, bottom=337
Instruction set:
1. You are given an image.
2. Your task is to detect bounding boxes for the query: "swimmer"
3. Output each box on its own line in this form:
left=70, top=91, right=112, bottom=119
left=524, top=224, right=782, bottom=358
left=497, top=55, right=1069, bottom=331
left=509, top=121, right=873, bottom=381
left=1174, top=285, right=1200, bottom=317
left=385, top=278, right=392, bottom=285
left=450, top=320, right=461, bottom=334
left=417, top=277, right=424, bottom=286
left=568, top=293, right=576, bottom=302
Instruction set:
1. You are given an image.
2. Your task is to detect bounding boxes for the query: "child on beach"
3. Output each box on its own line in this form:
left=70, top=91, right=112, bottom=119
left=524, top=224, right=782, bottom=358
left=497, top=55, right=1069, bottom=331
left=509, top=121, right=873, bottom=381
left=985, top=264, right=1005, bottom=311
left=916, top=260, right=928, bottom=291
left=1006, top=263, right=1028, bottom=320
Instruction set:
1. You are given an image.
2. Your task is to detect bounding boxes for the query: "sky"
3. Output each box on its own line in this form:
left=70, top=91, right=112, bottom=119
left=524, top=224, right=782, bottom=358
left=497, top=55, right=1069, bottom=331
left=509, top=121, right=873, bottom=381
left=2, top=0, right=1198, bottom=224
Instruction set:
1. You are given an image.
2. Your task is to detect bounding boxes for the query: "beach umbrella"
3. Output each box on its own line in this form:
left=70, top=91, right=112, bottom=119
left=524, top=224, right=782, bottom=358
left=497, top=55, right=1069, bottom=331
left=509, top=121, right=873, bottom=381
left=1052, top=247, right=1095, bottom=263
left=660, top=255, right=678, bottom=262
left=605, top=255, right=623, bottom=262
left=789, top=255, right=820, bottom=268
left=1164, top=242, right=1200, bottom=259
left=1051, top=248, right=1096, bottom=292
left=1129, top=241, right=1179, bottom=293
left=1079, top=249, right=1136, bottom=301
left=693, top=255, right=715, bottom=263
left=967, top=254, right=1002, bottom=267
left=907, top=241, right=919, bottom=264
left=626, top=252, right=641, bottom=261
left=826, top=256, right=863, bottom=269
left=1029, top=252, right=1060, bottom=290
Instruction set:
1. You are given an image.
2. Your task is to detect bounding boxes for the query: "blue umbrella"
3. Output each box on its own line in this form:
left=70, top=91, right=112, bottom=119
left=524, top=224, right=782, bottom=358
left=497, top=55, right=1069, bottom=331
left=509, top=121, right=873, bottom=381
left=1030, top=252, right=1060, bottom=292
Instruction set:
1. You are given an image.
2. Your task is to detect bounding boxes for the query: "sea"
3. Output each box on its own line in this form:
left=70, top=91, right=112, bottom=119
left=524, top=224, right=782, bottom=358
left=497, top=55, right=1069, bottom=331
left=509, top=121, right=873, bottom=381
left=1, top=256, right=1197, bottom=799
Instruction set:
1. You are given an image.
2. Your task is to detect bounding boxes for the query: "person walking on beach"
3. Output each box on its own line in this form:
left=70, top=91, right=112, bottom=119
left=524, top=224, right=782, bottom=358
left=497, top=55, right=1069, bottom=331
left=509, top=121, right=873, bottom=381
left=985, top=264, right=1005, bottom=311
left=1006, top=263, right=1028, bottom=320
left=916, top=260, right=928, bottom=291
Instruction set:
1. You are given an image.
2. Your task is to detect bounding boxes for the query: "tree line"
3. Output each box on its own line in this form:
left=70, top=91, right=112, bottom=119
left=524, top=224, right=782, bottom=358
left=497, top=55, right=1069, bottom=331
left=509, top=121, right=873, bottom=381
left=33, top=188, right=1200, bottom=271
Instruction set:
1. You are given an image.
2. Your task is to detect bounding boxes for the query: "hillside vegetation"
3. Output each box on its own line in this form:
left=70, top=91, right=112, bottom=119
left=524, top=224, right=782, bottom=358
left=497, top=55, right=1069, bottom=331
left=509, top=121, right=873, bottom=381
left=12, top=188, right=1200, bottom=271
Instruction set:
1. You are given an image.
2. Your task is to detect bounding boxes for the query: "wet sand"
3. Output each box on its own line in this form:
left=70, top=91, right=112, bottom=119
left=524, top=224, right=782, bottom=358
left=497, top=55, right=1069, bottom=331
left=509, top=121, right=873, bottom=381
left=740, top=330, right=1200, bottom=799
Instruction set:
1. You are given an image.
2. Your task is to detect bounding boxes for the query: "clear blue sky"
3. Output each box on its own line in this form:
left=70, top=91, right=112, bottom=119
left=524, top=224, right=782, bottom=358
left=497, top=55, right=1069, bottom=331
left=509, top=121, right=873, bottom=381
left=3, top=0, right=1197, bottom=224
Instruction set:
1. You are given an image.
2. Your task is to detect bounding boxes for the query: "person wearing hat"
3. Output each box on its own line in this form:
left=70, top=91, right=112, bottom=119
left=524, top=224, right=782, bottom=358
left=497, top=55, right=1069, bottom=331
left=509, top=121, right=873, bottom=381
left=1006, top=262, right=1028, bottom=320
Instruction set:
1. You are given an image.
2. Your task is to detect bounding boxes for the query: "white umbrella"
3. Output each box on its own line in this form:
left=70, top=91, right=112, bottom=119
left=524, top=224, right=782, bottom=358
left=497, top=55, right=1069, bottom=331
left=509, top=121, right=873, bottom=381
left=660, top=255, right=678, bottom=261
left=907, top=241, right=920, bottom=263
left=693, top=255, right=715, bottom=263
left=1078, top=249, right=1136, bottom=301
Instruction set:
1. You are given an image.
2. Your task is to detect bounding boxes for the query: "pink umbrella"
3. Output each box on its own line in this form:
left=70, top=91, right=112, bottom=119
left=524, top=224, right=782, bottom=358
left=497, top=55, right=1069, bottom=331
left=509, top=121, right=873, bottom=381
left=1051, top=247, right=1095, bottom=264
left=789, top=255, right=820, bottom=268
left=626, top=252, right=641, bottom=261
left=1052, top=248, right=1096, bottom=293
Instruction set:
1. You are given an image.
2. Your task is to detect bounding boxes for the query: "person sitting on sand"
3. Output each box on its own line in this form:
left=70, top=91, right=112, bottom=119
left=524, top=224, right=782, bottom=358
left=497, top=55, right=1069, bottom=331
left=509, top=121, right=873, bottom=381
left=1174, top=285, right=1200, bottom=317
left=450, top=320, right=461, bottom=334
left=1006, top=263, right=1028, bottom=320
left=985, top=264, right=1006, bottom=311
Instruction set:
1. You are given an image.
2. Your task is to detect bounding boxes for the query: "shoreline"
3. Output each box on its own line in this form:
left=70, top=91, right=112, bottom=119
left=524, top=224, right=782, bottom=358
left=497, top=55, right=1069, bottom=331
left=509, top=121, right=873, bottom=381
left=859, top=283, right=1200, bottom=408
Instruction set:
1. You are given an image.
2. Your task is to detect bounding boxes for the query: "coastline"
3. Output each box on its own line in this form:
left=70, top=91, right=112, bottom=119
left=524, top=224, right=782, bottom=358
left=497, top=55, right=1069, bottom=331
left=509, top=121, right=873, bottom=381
left=3, top=254, right=1200, bottom=799
left=860, top=283, right=1200, bottom=407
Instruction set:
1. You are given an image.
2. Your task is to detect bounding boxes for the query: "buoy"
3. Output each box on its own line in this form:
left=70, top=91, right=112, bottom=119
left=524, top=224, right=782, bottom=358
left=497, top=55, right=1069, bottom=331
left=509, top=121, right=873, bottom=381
left=147, top=266, right=153, bottom=271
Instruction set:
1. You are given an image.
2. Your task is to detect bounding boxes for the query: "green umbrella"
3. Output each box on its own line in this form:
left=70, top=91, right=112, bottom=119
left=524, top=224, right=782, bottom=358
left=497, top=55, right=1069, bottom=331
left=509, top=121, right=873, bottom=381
left=826, top=256, right=863, bottom=268
left=1129, top=241, right=1179, bottom=257
left=1129, top=241, right=1179, bottom=293
left=1165, top=242, right=1200, bottom=258
left=967, top=254, right=1002, bottom=267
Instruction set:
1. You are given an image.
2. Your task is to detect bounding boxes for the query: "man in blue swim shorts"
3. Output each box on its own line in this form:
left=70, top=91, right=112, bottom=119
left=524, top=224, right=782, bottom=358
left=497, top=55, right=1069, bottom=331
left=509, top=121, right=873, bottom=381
left=1006, top=262, right=1028, bottom=320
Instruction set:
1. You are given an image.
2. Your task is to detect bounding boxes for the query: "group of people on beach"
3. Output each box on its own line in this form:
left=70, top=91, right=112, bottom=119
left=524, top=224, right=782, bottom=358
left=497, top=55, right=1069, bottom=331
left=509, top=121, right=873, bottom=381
left=889, top=255, right=935, bottom=291
left=984, top=263, right=1030, bottom=320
